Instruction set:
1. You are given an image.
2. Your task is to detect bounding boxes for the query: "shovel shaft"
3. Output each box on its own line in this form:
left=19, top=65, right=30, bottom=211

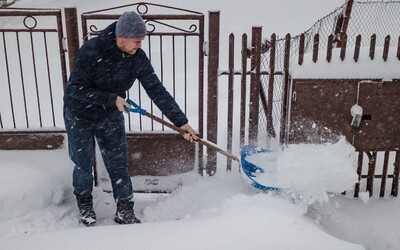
left=196, top=137, right=240, bottom=163
left=144, top=112, right=240, bottom=163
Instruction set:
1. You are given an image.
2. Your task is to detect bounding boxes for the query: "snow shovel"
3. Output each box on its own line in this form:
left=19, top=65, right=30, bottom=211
left=124, top=99, right=278, bottom=191
left=240, top=145, right=280, bottom=191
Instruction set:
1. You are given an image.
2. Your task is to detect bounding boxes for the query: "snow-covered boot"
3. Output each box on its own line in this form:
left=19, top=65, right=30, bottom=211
left=114, top=201, right=141, bottom=224
left=76, top=195, right=96, bottom=226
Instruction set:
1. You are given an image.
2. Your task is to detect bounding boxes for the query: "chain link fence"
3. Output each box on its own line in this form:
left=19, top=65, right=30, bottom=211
left=259, top=0, right=400, bottom=144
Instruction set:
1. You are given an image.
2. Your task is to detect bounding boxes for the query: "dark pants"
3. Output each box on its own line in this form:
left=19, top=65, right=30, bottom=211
left=64, top=109, right=133, bottom=203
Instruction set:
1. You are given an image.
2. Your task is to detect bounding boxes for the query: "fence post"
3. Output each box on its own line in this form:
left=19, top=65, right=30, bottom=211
left=340, top=33, right=347, bottom=61
left=383, top=35, right=390, bottom=61
left=327, top=34, right=334, bottom=62
left=64, top=7, right=80, bottom=73
left=206, top=10, right=220, bottom=176
left=369, top=34, right=376, bottom=60
left=354, top=35, right=362, bottom=62
left=227, top=33, right=235, bottom=171
left=240, top=34, right=248, bottom=148
left=280, top=33, right=291, bottom=145
left=298, top=33, right=305, bottom=65
left=267, top=33, right=276, bottom=140
left=380, top=151, right=390, bottom=197
left=198, top=15, right=205, bottom=176
left=391, top=151, right=400, bottom=197
left=313, top=33, right=319, bottom=63
left=366, top=151, right=377, bottom=197
left=335, top=0, right=354, bottom=48
left=341, top=0, right=354, bottom=35
left=248, top=26, right=262, bottom=144
left=354, top=151, right=364, bottom=198
left=397, top=35, right=400, bottom=60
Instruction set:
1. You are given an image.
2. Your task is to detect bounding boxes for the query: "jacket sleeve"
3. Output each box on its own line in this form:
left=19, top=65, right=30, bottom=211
left=136, top=53, right=188, bottom=127
left=66, top=42, right=117, bottom=107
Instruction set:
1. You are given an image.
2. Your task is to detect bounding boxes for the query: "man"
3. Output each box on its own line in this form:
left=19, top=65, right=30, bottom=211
left=63, top=11, right=197, bottom=226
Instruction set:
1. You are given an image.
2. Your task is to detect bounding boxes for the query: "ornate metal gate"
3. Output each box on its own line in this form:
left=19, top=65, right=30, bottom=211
left=1, top=3, right=205, bottom=181
left=0, top=8, right=67, bottom=149
left=77, top=3, right=205, bottom=177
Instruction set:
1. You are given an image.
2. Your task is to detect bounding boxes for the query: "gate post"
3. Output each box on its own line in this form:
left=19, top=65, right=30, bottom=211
left=206, top=10, right=220, bottom=175
left=249, top=26, right=262, bottom=144
left=64, top=6, right=80, bottom=73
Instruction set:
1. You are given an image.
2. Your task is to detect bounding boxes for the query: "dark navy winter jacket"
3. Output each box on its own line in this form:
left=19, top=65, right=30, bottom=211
left=63, top=22, right=188, bottom=127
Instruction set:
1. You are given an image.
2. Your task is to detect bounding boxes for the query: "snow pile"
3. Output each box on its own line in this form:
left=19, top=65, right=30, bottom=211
left=142, top=174, right=247, bottom=221
left=0, top=172, right=365, bottom=250
left=246, top=137, right=358, bottom=204
left=0, top=149, right=72, bottom=221
left=307, top=195, right=400, bottom=250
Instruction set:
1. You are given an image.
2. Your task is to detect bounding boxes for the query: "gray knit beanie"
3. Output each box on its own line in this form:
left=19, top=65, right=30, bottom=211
left=115, top=11, right=147, bottom=38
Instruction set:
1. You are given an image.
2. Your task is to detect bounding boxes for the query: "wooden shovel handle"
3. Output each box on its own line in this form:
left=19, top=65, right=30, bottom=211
left=145, top=112, right=240, bottom=163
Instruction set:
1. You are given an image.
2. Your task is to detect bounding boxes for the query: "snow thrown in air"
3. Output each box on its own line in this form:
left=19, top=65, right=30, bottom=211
left=246, top=137, right=358, bottom=204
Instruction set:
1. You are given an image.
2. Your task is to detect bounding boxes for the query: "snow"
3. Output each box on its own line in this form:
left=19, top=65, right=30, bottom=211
left=246, top=137, right=359, bottom=204
left=290, top=46, right=400, bottom=79
left=0, top=149, right=71, bottom=221
left=1, top=141, right=399, bottom=249
left=0, top=147, right=366, bottom=250
left=1, top=0, right=400, bottom=250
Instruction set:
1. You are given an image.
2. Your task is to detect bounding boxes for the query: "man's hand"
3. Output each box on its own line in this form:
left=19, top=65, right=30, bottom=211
left=116, top=96, right=131, bottom=113
left=180, top=123, right=197, bottom=143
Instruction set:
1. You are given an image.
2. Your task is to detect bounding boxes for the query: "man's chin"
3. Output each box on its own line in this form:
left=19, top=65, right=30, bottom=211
left=128, top=50, right=137, bottom=55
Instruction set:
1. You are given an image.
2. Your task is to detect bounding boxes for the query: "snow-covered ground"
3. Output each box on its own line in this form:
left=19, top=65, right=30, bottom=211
left=1, top=0, right=400, bottom=249
left=1, top=138, right=399, bottom=250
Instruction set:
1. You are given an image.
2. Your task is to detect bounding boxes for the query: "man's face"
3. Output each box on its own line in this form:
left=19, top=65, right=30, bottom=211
left=116, top=37, right=144, bottom=55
